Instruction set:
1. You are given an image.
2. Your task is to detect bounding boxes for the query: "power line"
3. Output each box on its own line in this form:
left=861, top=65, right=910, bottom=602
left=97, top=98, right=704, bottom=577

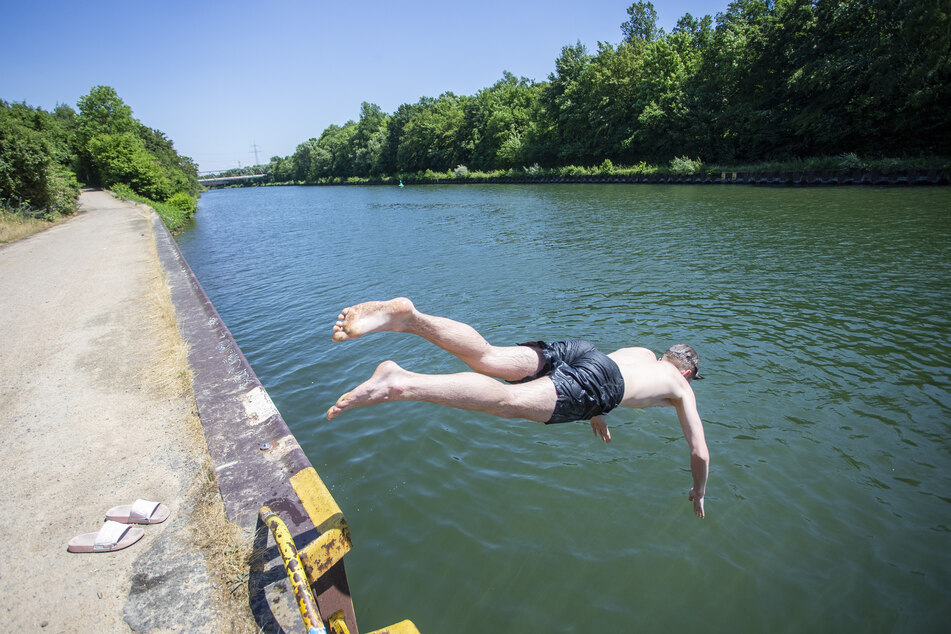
left=250, top=142, right=262, bottom=165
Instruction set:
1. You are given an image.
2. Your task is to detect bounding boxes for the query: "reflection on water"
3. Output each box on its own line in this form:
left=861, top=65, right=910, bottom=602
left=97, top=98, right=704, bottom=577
left=177, top=184, right=951, bottom=633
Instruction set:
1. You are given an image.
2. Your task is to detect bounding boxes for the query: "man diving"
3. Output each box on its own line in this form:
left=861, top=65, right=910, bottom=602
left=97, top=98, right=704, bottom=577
left=327, top=297, right=710, bottom=518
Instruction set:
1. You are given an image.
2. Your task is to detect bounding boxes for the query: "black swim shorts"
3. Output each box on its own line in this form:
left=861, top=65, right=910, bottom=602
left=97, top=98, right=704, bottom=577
left=514, top=340, right=625, bottom=424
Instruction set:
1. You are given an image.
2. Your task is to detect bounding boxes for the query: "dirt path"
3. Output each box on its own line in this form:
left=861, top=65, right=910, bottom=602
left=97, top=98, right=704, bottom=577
left=0, top=191, right=249, bottom=632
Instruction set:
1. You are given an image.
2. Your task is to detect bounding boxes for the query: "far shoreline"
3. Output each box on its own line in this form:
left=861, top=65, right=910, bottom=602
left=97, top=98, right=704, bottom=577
left=203, top=166, right=951, bottom=190
left=199, top=154, right=951, bottom=191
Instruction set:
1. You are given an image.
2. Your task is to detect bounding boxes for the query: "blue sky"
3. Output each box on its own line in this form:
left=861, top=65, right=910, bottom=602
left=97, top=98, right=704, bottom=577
left=2, top=0, right=731, bottom=173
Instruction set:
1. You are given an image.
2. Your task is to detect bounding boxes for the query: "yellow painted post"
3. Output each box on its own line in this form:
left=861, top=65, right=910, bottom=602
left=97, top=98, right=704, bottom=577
left=290, top=467, right=354, bottom=583
left=260, top=506, right=327, bottom=634
left=287, top=468, right=419, bottom=633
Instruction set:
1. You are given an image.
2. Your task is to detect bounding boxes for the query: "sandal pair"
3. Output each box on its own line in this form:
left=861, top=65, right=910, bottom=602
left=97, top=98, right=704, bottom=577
left=67, top=500, right=170, bottom=553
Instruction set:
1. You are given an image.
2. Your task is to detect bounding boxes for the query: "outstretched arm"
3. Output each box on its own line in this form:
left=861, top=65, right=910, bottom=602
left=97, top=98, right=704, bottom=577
left=674, top=388, right=709, bottom=519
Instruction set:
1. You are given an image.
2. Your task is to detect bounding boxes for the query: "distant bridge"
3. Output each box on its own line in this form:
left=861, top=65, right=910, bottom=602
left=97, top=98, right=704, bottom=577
left=198, top=174, right=267, bottom=187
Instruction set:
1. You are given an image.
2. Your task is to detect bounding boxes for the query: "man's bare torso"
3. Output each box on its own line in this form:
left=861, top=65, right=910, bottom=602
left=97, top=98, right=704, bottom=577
left=607, top=347, right=689, bottom=410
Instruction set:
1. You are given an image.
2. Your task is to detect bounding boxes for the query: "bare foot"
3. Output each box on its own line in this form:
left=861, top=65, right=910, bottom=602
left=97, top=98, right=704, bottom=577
left=326, top=361, right=406, bottom=419
left=331, top=297, right=415, bottom=342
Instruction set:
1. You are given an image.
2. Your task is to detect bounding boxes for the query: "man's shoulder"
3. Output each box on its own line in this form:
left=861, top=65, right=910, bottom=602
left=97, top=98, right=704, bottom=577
left=607, top=347, right=657, bottom=363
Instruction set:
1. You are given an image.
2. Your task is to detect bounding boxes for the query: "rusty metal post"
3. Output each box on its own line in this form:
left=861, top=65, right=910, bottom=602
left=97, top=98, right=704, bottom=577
left=260, top=506, right=327, bottom=634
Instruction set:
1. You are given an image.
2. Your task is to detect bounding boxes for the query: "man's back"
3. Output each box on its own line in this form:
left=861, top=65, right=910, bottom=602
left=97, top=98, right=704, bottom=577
left=608, top=347, right=692, bottom=409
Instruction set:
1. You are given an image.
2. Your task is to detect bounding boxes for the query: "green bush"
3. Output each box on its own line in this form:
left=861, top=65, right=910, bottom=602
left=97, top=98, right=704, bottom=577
left=148, top=199, right=192, bottom=231
left=0, top=112, right=79, bottom=219
left=109, top=182, right=136, bottom=199
left=46, top=167, right=79, bottom=217
left=836, top=153, right=865, bottom=170
left=559, top=165, right=591, bottom=177
left=0, top=118, right=51, bottom=206
left=166, top=192, right=196, bottom=215
left=669, top=156, right=702, bottom=176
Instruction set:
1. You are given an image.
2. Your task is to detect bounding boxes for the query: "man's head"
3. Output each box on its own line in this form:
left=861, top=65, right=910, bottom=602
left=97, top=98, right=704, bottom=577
left=662, top=344, right=703, bottom=381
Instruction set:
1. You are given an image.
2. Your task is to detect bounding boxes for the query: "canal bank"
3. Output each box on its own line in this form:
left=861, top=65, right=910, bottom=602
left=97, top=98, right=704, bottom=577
left=0, top=190, right=384, bottom=633
left=151, top=196, right=362, bottom=632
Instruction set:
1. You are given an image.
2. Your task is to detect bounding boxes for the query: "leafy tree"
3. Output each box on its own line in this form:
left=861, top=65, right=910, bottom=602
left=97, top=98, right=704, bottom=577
left=87, top=132, right=172, bottom=200
left=673, top=12, right=713, bottom=45
left=379, top=101, right=421, bottom=175
left=628, top=28, right=713, bottom=161
left=463, top=72, right=543, bottom=170
left=317, top=122, right=357, bottom=178
left=580, top=42, right=644, bottom=162
left=138, top=124, right=199, bottom=196
left=543, top=42, right=599, bottom=164
left=350, top=102, right=388, bottom=176
left=0, top=102, right=79, bottom=216
left=398, top=94, right=467, bottom=172
left=782, top=0, right=951, bottom=156
left=267, top=155, right=294, bottom=182
left=622, top=1, right=662, bottom=43
left=2, top=86, right=194, bottom=220
left=291, top=138, right=318, bottom=181
left=690, top=0, right=780, bottom=161
left=73, top=86, right=197, bottom=197
left=0, top=108, right=54, bottom=208
left=76, top=86, right=136, bottom=145
left=75, top=86, right=137, bottom=183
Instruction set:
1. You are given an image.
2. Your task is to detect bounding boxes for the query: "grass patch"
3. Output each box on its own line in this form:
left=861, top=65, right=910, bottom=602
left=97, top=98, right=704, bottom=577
left=0, top=196, right=77, bottom=244
left=0, top=209, right=58, bottom=244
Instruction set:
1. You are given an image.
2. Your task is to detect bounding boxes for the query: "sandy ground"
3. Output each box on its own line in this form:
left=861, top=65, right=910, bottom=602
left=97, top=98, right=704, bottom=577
left=0, top=191, right=251, bottom=632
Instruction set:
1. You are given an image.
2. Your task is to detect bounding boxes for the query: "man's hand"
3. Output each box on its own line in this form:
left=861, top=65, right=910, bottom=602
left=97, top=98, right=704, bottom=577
left=589, top=415, right=611, bottom=443
left=689, top=488, right=705, bottom=519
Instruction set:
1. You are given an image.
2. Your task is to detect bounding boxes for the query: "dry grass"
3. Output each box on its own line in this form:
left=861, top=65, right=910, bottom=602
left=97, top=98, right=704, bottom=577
left=0, top=213, right=57, bottom=244
left=141, top=211, right=264, bottom=633
left=141, top=256, right=194, bottom=399
left=188, top=457, right=266, bottom=634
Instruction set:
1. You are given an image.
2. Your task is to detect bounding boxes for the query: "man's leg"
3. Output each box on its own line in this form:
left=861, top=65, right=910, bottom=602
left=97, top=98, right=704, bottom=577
left=332, top=297, right=543, bottom=382
left=326, top=360, right=557, bottom=422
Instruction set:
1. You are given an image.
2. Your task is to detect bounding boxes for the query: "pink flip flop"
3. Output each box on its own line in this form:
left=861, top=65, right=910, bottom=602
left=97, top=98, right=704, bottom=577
left=105, top=499, right=170, bottom=525
left=68, top=520, right=144, bottom=553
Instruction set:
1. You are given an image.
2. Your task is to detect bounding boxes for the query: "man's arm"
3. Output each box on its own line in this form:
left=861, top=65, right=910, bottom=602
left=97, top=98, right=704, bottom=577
left=673, top=387, right=709, bottom=519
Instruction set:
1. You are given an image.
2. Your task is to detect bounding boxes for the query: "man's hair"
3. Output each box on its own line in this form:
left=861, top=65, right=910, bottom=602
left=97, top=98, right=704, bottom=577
left=662, top=344, right=702, bottom=380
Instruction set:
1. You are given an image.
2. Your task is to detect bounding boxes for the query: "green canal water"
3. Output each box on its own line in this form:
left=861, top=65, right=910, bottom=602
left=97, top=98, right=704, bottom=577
left=177, top=184, right=951, bottom=633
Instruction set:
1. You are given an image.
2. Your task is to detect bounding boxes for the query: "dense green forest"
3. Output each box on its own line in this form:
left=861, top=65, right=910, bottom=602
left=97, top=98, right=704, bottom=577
left=1, top=85, right=198, bottom=224
left=254, top=0, right=949, bottom=184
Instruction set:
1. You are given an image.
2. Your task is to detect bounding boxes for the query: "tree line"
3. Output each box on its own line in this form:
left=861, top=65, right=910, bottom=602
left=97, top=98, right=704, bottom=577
left=1, top=85, right=199, bottom=220
left=260, top=0, right=949, bottom=183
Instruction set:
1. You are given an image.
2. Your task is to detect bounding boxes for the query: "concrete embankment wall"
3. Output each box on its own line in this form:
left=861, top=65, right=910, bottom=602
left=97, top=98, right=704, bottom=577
left=150, top=214, right=358, bottom=632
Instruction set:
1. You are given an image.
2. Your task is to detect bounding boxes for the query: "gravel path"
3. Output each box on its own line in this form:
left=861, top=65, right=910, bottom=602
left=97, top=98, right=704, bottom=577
left=0, top=191, right=225, bottom=631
